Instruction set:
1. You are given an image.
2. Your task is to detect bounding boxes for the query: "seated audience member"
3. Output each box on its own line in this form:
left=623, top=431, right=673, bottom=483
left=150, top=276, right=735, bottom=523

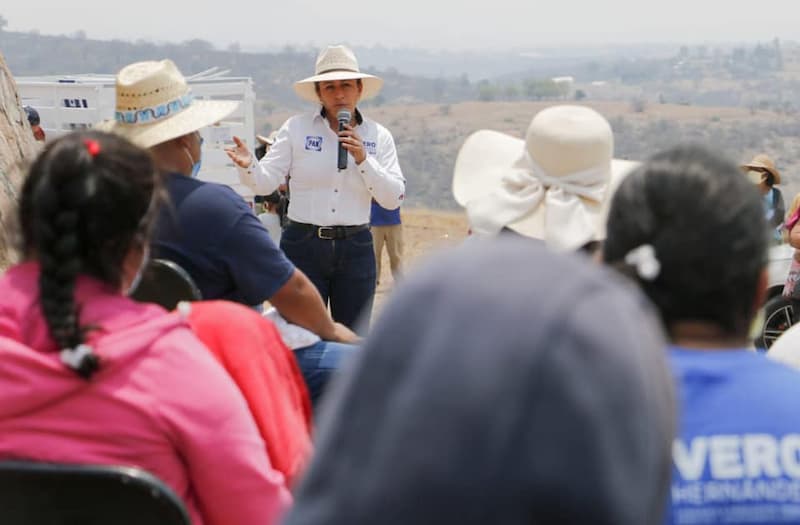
left=284, top=237, right=676, bottom=525
left=180, top=300, right=313, bottom=487
left=257, top=192, right=284, bottom=245
left=130, top=269, right=313, bottom=483
left=99, top=59, right=357, bottom=405
left=603, top=145, right=800, bottom=525
left=255, top=132, right=290, bottom=229
left=452, top=104, right=638, bottom=253
left=0, top=131, right=290, bottom=525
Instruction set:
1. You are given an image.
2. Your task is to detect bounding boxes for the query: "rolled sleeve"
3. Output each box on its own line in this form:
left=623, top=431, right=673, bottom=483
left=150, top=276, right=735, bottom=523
left=220, top=213, right=295, bottom=305
left=357, top=130, right=405, bottom=210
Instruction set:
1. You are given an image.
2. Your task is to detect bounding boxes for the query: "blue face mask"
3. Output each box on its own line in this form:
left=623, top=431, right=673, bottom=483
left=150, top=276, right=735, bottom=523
left=190, top=156, right=202, bottom=178
left=184, top=133, right=204, bottom=178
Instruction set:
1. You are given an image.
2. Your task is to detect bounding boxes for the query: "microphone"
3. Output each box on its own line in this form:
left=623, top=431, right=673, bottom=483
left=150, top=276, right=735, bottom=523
left=337, top=109, right=351, bottom=170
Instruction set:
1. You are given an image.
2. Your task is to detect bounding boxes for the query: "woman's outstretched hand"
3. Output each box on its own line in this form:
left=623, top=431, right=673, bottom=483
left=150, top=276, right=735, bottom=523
left=225, top=136, right=254, bottom=168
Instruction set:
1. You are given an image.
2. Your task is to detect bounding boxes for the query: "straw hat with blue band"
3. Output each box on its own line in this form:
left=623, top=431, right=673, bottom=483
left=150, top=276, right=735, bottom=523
left=96, top=59, right=239, bottom=149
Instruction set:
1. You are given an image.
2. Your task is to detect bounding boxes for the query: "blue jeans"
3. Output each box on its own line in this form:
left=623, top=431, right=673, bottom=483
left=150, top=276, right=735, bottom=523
left=281, top=224, right=376, bottom=333
left=293, top=340, right=358, bottom=407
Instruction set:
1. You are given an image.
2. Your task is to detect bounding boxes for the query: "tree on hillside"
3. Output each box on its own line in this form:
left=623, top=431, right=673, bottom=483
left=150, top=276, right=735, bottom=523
left=504, top=85, right=520, bottom=100
left=524, top=79, right=561, bottom=100
left=477, top=80, right=496, bottom=101
left=182, top=39, right=214, bottom=52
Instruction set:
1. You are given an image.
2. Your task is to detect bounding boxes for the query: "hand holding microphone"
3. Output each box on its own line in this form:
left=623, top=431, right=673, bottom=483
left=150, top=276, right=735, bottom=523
left=336, top=109, right=366, bottom=168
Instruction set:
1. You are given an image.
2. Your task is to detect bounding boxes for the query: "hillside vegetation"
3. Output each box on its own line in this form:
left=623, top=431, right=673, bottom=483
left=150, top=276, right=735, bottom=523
left=5, top=28, right=800, bottom=207
left=266, top=101, right=800, bottom=209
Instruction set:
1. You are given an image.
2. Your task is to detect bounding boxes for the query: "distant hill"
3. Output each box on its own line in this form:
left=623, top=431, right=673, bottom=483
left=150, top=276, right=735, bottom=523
left=0, top=30, right=479, bottom=111
left=265, top=100, right=800, bottom=209
left=5, top=29, right=800, bottom=209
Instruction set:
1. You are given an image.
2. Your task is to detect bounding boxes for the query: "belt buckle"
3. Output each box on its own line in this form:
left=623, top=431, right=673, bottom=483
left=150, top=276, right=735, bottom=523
left=317, top=226, right=336, bottom=240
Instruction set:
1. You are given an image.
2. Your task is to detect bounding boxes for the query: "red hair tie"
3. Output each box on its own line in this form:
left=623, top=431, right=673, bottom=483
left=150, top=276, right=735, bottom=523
left=83, top=139, right=101, bottom=157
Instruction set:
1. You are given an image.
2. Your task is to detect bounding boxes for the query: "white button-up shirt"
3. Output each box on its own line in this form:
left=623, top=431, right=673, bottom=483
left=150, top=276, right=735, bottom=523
left=237, top=111, right=405, bottom=226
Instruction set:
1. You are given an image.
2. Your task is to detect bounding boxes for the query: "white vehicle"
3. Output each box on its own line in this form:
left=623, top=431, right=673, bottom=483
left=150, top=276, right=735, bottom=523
left=15, top=68, right=257, bottom=205
left=758, top=243, right=794, bottom=349
left=767, top=243, right=794, bottom=297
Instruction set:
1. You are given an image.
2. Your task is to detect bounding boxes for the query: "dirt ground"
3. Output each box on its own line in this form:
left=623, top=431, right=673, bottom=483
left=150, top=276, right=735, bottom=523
left=372, top=208, right=468, bottom=315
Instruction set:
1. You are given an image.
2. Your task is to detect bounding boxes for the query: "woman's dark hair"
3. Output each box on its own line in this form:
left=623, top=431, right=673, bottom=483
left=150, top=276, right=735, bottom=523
left=603, top=145, right=768, bottom=337
left=18, top=130, right=163, bottom=378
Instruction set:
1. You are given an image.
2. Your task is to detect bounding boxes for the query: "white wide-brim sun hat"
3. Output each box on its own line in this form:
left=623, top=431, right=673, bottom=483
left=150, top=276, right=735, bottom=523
left=452, top=105, right=640, bottom=251
left=294, top=45, right=384, bottom=103
left=96, top=59, right=239, bottom=149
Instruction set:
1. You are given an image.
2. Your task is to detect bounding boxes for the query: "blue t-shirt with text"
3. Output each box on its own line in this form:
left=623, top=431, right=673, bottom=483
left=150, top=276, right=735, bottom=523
left=666, top=347, right=800, bottom=524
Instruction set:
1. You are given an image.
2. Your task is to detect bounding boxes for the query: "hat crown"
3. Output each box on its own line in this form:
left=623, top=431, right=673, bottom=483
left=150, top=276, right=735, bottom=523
left=526, top=106, right=613, bottom=178
left=752, top=154, right=776, bottom=171
left=115, top=60, right=190, bottom=113
left=314, top=45, right=360, bottom=75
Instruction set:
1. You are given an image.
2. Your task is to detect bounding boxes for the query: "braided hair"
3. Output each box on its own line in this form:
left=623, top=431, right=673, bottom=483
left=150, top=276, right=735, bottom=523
left=18, top=130, right=163, bottom=379
left=603, top=145, right=768, bottom=338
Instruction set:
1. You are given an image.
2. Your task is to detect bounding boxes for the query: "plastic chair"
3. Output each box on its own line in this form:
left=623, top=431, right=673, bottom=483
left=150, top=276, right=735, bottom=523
left=130, top=258, right=202, bottom=310
left=0, top=460, right=191, bottom=524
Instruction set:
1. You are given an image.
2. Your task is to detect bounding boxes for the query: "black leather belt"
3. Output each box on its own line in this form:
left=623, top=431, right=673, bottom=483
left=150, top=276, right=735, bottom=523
left=289, top=221, right=369, bottom=240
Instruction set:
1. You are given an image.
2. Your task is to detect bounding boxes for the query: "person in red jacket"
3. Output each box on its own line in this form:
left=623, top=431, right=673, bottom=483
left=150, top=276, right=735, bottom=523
left=182, top=300, right=313, bottom=487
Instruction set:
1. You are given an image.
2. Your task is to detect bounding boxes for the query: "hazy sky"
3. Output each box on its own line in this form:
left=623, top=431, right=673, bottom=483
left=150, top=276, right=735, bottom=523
left=3, top=1, right=799, bottom=50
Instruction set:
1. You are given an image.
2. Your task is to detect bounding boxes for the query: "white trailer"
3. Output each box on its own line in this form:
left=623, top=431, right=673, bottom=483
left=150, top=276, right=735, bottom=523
left=15, top=68, right=257, bottom=204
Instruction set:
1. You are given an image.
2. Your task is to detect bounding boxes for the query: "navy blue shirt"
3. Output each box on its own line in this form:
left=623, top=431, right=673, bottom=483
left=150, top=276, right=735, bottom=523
left=153, top=173, right=294, bottom=306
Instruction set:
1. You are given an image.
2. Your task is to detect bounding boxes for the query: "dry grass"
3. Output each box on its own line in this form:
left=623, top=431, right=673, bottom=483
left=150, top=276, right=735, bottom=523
left=373, top=208, right=468, bottom=313
left=261, top=100, right=769, bottom=141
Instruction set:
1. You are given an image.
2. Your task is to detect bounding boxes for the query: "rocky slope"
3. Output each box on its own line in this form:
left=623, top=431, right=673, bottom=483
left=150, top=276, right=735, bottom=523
left=0, top=51, right=36, bottom=269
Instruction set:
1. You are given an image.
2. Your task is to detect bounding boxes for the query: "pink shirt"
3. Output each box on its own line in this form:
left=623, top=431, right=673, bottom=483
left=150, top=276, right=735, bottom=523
left=0, top=262, right=291, bottom=525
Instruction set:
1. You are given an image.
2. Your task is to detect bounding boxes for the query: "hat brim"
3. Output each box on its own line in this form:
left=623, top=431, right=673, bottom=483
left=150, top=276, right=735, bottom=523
left=452, top=129, right=639, bottom=249
left=741, top=161, right=781, bottom=185
left=96, top=99, right=239, bottom=149
left=294, top=72, right=383, bottom=103
left=256, top=134, right=274, bottom=146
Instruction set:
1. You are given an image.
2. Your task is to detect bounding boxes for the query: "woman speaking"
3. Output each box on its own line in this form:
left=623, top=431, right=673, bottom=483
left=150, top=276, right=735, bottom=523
left=227, top=45, right=405, bottom=332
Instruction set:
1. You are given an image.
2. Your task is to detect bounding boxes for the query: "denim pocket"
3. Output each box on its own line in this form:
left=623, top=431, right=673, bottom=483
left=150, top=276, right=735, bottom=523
left=350, top=229, right=374, bottom=248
